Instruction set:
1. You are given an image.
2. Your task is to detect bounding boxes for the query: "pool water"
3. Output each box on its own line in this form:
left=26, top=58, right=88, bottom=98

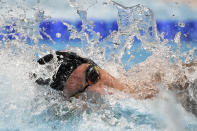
left=0, top=0, right=197, bottom=131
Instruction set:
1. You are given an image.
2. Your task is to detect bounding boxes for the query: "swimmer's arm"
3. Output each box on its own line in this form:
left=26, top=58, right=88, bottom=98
left=89, top=69, right=158, bottom=99
left=88, top=69, right=135, bottom=95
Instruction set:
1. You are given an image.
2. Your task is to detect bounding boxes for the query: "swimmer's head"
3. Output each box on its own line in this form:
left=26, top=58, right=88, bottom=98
left=63, top=63, right=100, bottom=98
left=37, top=51, right=99, bottom=97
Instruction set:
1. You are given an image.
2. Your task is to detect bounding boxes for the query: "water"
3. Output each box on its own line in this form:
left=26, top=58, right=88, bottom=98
left=0, top=0, right=197, bottom=130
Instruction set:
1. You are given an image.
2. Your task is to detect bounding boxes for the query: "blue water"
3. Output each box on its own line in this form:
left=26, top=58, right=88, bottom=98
left=1, top=20, right=197, bottom=42
left=42, top=20, right=197, bottom=42
left=1, top=19, right=197, bottom=69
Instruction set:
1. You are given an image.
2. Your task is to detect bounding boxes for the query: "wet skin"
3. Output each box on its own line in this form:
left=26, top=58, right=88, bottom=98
left=64, top=64, right=126, bottom=98
left=64, top=64, right=158, bottom=99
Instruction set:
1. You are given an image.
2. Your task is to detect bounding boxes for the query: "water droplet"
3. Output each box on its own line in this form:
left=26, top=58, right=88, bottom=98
left=184, top=34, right=187, bottom=37
left=178, top=22, right=185, bottom=27
left=56, top=33, right=61, bottom=38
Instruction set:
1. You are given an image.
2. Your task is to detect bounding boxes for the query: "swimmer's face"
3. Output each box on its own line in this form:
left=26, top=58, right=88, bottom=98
left=63, top=64, right=99, bottom=98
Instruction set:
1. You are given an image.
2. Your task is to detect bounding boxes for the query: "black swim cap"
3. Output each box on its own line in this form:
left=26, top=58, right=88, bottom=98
left=36, top=51, right=97, bottom=91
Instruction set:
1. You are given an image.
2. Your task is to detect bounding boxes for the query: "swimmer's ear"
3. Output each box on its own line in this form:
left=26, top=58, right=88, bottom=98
left=37, top=54, right=53, bottom=65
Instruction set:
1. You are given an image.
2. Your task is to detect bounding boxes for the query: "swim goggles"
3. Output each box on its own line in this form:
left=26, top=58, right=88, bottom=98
left=74, top=64, right=100, bottom=97
left=85, top=64, right=100, bottom=85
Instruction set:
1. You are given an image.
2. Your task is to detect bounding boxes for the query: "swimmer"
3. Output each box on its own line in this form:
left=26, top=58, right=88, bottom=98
left=34, top=51, right=158, bottom=99
left=34, top=51, right=197, bottom=117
